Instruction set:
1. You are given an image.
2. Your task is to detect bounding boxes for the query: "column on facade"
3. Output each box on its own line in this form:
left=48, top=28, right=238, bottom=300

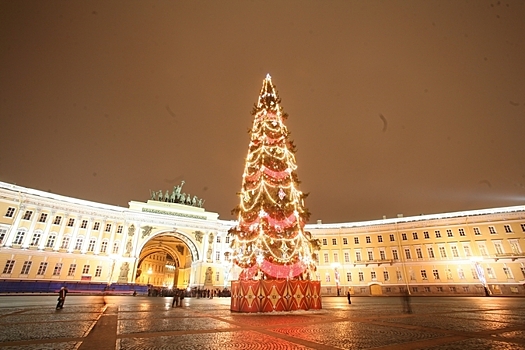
left=21, top=208, right=41, bottom=248
left=67, top=216, right=83, bottom=253
left=3, top=204, right=26, bottom=247
left=38, top=210, right=56, bottom=250
left=52, top=213, right=70, bottom=251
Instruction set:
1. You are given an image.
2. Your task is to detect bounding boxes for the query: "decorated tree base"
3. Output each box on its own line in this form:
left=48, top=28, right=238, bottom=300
left=230, top=280, right=322, bottom=312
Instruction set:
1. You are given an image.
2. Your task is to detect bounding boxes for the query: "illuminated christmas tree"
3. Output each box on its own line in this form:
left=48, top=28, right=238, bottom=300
left=229, top=74, right=320, bottom=280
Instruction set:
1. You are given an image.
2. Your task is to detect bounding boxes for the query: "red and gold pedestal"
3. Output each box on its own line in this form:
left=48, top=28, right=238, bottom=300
left=231, top=280, right=322, bottom=312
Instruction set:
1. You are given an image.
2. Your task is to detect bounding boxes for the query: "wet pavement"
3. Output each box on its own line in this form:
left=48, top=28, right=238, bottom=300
left=0, top=295, right=524, bottom=349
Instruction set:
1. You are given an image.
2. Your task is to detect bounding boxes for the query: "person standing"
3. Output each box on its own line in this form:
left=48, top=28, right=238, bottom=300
left=172, top=289, right=180, bottom=308
left=56, top=286, right=68, bottom=309
left=347, top=290, right=352, bottom=304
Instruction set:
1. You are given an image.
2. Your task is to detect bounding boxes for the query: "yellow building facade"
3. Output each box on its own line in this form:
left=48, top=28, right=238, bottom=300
left=0, top=181, right=524, bottom=296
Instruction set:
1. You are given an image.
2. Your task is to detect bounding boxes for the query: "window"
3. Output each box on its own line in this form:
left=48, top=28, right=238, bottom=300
left=26, top=258, right=43, bottom=276
left=521, top=266, right=525, bottom=279
left=67, top=218, right=75, bottom=227
left=463, top=286, right=470, bottom=292
left=333, top=253, right=339, bottom=262
left=323, top=253, right=329, bottom=263
left=216, top=272, right=220, bottom=282
left=82, top=265, right=90, bottom=274
left=423, top=231, right=429, bottom=239
left=30, top=232, right=41, bottom=246
left=322, top=238, right=327, bottom=245
left=459, top=228, right=466, bottom=236
left=355, top=251, right=361, bottom=261
left=412, top=287, right=418, bottom=293
left=415, top=248, right=423, bottom=259
left=37, top=262, right=48, bottom=275
left=377, top=235, right=383, bottom=243
left=0, top=229, right=6, bottom=244
left=93, top=222, right=100, bottom=230
left=367, top=251, right=373, bottom=260
left=74, top=237, right=83, bottom=250
left=427, top=247, right=435, bottom=258
left=68, top=264, right=77, bottom=277
left=45, top=234, right=56, bottom=248
left=14, top=230, right=25, bottom=245
left=358, top=272, right=364, bottom=282
left=39, top=213, right=48, bottom=223
left=379, top=250, right=386, bottom=260
left=105, top=224, right=112, bottom=232
left=446, top=268, right=453, bottom=280
left=112, top=241, right=119, bottom=254
left=346, top=272, right=352, bottom=282
left=489, top=226, right=497, bottom=235
left=435, top=230, right=441, bottom=238
left=436, top=287, right=443, bottom=292
left=478, top=244, right=488, bottom=256
left=509, top=241, right=521, bottom=254
left=332, top=238, right=337, bottom=245
left=371, top=271, right=377, bottom=280
left=216, top=251, right=220, bottom=261
left=421, top=270, right=428, bottom=280
left=354, top=237, right=359, bottom=244
left=344, top=252, right=350, bottom=263
left=439, top=246, right=447, bottom=258
left=53, top=216, right=62, bottom=225
left=100, top=240, right=108, bottom=253
left=79, top=220, right=87, bottom=229
left=473, top=227, right=481, bottom=235
left=449, top=287, right=456, bottom=292
left=117, top=225, right=123, bottom=234
left=53, top=263, right=62, bottom=276
left=5, top=207, right=15, bottom=218
left=412, top=232, right=418, bottom=240
left=95, top=266, right=102, bottom=277
left=458, top=268, right=465, bottom=279
left=88, top=239, right=96, bottom=252
left=433, top=269, right=440, bottom=280
left=521, top=223, right=525, bottom=232
left=396, top=270, right=403, bottom=281
left=342, top=237, right=348, bottom=245
left=389, top=234, right=395, bottom=242
left=60, top=236, right=70, bottom=250
left=486, top=267, right=495, bottom=279
left=216, top=236, right=221, bottom=243
left=3, top=260, right=15, bottom=274
left=225, top=236, right=230, bottom=244
left=503, top=267, right=514, bottom=279
left=392, top=249, right=399, bottom=260
left=401, top=233, right=407, bottom=241
left=446, top=229, right=453, bottom=237
left=471, top=268, right=478, bottom=279
left=404, top=248, right=411, bottom=259
left=365, top=236, right=371, bottom=244
left=22, top=210, right=33, bottom=220
left=494, top=242, right=504, bottom=255
left=463, top=244, right=471, bottom=257
left=383, top=271, right=389, bottom=281
left=424, top=287, right=431, bottom=293
left=451, top=246, right=459, bottom=257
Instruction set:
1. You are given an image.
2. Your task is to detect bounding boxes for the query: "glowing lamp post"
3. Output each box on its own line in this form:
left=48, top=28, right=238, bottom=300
left=470, top=257, right=491, bottom=296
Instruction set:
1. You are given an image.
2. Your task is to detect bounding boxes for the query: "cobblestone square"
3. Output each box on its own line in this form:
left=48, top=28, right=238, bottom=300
left=0, top=295, right=524, bottom=349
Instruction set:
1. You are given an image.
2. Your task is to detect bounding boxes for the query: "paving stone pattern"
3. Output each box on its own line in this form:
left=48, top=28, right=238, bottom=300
left=0, top=296, right=524, bottom=349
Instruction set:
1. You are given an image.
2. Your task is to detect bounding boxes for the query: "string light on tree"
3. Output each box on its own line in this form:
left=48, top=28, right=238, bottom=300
left=229, top=74, right=320, bottom=280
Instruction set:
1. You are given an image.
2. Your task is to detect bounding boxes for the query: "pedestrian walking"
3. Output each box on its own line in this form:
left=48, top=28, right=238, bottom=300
left=56, top=286, right=68, bottom=309
left=347, top=290, right=351, bottom=304
left=172, top=289, right=180, bottom=308
left=402, top=289, right=412, bottom=314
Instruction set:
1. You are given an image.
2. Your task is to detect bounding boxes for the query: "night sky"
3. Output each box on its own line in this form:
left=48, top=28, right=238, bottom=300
left=1, top=1, right=525, bottom=224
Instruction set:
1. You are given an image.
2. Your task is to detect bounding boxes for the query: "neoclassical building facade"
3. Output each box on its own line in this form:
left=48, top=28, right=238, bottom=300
left=1, top=181, right=524, bottom=296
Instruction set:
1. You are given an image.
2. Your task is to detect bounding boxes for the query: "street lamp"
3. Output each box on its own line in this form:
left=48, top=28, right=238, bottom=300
left=470, top=257, right=491, bottom=296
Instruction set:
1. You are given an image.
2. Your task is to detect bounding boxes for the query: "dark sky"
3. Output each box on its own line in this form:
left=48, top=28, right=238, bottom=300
left=1, top=1, right=525, bottom=224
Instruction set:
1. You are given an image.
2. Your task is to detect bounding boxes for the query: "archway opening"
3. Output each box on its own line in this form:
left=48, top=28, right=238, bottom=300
left=136, top=233, right=193, bottom=291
